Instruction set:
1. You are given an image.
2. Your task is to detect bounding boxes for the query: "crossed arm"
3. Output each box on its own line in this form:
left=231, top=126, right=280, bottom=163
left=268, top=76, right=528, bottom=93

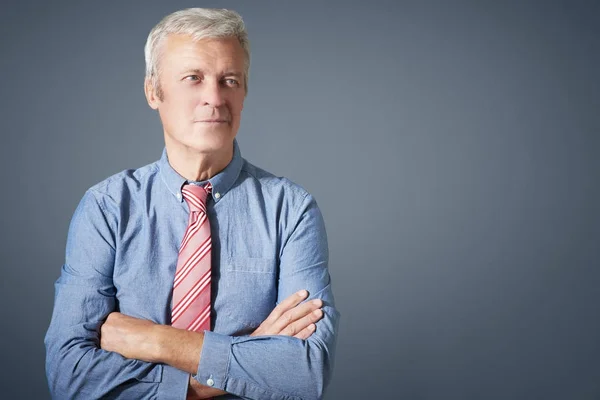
left=100, top=290, right=323, bottom=399
left=45, top=189, right=338, bottom=399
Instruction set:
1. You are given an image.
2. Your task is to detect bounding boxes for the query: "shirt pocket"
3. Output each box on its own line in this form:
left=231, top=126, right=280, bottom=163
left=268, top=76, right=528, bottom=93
left=217, top=257, right=278, bottom=330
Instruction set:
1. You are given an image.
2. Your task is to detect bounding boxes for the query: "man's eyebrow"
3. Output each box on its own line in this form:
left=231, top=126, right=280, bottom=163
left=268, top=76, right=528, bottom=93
left=179, top=69, right=243, bottom=78
left=180, top=68, right=203, bottom=75
left=221, top=71, right=243, bottom=77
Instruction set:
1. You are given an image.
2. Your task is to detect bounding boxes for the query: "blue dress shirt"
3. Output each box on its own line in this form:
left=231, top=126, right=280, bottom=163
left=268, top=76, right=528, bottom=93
left=44, top=141, right=339, bottom=400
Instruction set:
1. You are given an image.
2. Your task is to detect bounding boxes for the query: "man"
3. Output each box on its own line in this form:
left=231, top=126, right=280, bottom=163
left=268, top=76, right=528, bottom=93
left=44, top=8, right=339, bottom=400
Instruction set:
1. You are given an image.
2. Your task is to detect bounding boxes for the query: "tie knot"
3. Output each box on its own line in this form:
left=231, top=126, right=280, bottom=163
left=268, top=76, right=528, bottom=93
left=181, top=183, right=212, bottom=212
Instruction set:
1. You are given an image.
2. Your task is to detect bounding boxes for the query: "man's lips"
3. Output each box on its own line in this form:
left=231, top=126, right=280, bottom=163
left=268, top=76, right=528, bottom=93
left=195, top=119, right=229, bottom=123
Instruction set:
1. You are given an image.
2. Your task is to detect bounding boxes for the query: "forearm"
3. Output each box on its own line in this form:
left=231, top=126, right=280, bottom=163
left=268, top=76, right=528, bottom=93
left=103, top=288, right=327, bottom=399
left=118, top=307, right=337, bottom=400
left=152, top=325, right=203, bottom=373
left=45, top=284, right=188, bottom=399
left=196, top=303, right=339, bottom=400
left=45, top=324, right=187, bottom=399
left=126, top=324, right=228, bottom=399
left=148, top=318, right=337, bottom=400
left=46, top=345, right=160, bottom=399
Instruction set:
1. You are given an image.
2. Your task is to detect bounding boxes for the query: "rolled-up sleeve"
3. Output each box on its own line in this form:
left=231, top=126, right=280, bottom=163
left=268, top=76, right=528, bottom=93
left=44, top=190, right=189, bottom=399
left=196, top=193, right=340, bottom=400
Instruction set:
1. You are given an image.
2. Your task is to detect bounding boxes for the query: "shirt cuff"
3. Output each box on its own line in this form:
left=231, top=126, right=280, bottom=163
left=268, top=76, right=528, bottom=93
left=157, top=364, right=190, bottom=399
left=195, top=330, right=233, bottom=389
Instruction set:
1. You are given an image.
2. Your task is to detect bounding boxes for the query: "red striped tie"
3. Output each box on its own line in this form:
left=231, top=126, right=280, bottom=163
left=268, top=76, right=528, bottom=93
left=171, top=183, right=213, bottom=332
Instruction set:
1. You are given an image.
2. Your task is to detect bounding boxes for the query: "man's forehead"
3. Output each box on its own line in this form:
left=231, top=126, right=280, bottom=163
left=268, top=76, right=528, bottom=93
left=160, top=34, right=244, bottom=70
left=162, top=34, right=242, bottom=54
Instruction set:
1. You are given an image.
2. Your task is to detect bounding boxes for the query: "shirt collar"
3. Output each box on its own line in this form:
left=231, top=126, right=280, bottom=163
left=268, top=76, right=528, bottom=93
left=158, top=139, right=243, bottom=204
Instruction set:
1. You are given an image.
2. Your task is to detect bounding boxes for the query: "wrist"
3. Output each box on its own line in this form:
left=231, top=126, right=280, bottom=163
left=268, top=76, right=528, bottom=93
left=149, top=324, right=171, bottom=363
left=150, top=325, right=203, bottom=373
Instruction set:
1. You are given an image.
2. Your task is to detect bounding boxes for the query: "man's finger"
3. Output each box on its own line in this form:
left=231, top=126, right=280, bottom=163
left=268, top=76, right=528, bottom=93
left=280, top=308, right=323, bottom=337
left=272, top=299, right=322, bottom=334
left=294, top=324, right=316, bottom=340
left=261, top=289, right=309, bottom=326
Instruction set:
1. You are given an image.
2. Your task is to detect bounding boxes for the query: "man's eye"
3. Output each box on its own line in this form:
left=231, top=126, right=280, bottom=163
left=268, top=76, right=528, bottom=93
left=184, top=75, right=200, bottom=81
left=224, top=79, right=239, bottom=87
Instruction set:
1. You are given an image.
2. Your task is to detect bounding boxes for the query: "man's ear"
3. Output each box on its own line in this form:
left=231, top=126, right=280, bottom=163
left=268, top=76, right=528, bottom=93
left=144, top=78, right=160, bottom=110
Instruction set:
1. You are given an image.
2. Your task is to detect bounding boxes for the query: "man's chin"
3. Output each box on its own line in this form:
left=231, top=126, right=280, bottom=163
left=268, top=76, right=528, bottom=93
left=193, top=124, right=232, bottom=138
left=165, top=128, right=236, bottom=155
left=185, top=136, right=235, bottom=155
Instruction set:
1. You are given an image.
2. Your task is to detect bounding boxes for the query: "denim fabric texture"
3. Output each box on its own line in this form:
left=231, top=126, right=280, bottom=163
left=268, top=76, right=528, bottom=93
left=45, top=140, right=339, bottom=400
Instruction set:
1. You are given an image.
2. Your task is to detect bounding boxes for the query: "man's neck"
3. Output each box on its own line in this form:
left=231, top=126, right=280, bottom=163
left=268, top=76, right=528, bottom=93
left=165, top=142, right=233, bottom=182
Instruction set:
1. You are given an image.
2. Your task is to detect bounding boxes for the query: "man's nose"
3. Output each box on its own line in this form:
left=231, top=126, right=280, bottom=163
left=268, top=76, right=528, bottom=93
left=200, top=80, right=226, bottom=107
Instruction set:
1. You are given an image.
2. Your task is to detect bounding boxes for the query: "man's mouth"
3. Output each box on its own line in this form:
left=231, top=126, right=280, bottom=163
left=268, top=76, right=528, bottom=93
left=195, top=119, right=229, bottom=123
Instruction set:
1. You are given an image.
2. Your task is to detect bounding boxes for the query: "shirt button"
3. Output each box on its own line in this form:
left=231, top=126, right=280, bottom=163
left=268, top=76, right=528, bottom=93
left=214, top=192, right=221, bottom=199
left=206, top=378, right=215, bottom=386
left=176, top=193, right=181, bottom=199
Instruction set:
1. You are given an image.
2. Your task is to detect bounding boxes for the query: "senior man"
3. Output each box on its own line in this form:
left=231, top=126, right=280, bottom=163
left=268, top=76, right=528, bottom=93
left=45, top=8, right=339, bottom=400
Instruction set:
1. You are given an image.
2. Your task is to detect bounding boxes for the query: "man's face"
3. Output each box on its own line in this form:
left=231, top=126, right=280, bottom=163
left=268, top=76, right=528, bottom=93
left=147, top=34, right=246, bottom=155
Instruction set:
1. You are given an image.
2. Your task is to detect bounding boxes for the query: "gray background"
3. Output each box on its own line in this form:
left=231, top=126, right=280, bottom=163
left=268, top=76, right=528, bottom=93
left=1, top=0, right=599, bottom=399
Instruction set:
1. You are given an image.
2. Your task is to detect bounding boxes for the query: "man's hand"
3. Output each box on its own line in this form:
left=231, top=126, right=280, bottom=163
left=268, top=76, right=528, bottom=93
left=186, top=290, right=324, bottom=399
left=251, top=289, right=323, bottom=339
left=100, top=312, right=161, bottom=363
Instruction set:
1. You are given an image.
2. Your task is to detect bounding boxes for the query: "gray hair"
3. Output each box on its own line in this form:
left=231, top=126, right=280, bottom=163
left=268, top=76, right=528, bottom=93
left=144, top=8, right=250, bottom=98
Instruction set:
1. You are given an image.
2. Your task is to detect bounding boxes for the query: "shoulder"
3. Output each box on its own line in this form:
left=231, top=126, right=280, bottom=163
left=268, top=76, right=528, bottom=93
left=83, top=160, right=159, bottom=212
left=237, top=159, right=324, bottom=231
left=238, top=160, right=327, bottom=248
left=89, top=160, right=158, bottom=195
left=239, top=158, right=311, bottom=203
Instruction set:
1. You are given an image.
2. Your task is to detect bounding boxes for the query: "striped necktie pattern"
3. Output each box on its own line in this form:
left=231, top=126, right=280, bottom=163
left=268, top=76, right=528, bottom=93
left=171, top=182, right=213, bottom=332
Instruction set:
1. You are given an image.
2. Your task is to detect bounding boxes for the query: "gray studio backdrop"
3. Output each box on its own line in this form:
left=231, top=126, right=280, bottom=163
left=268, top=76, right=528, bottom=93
left=1, top=1, right=599, bottom=399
